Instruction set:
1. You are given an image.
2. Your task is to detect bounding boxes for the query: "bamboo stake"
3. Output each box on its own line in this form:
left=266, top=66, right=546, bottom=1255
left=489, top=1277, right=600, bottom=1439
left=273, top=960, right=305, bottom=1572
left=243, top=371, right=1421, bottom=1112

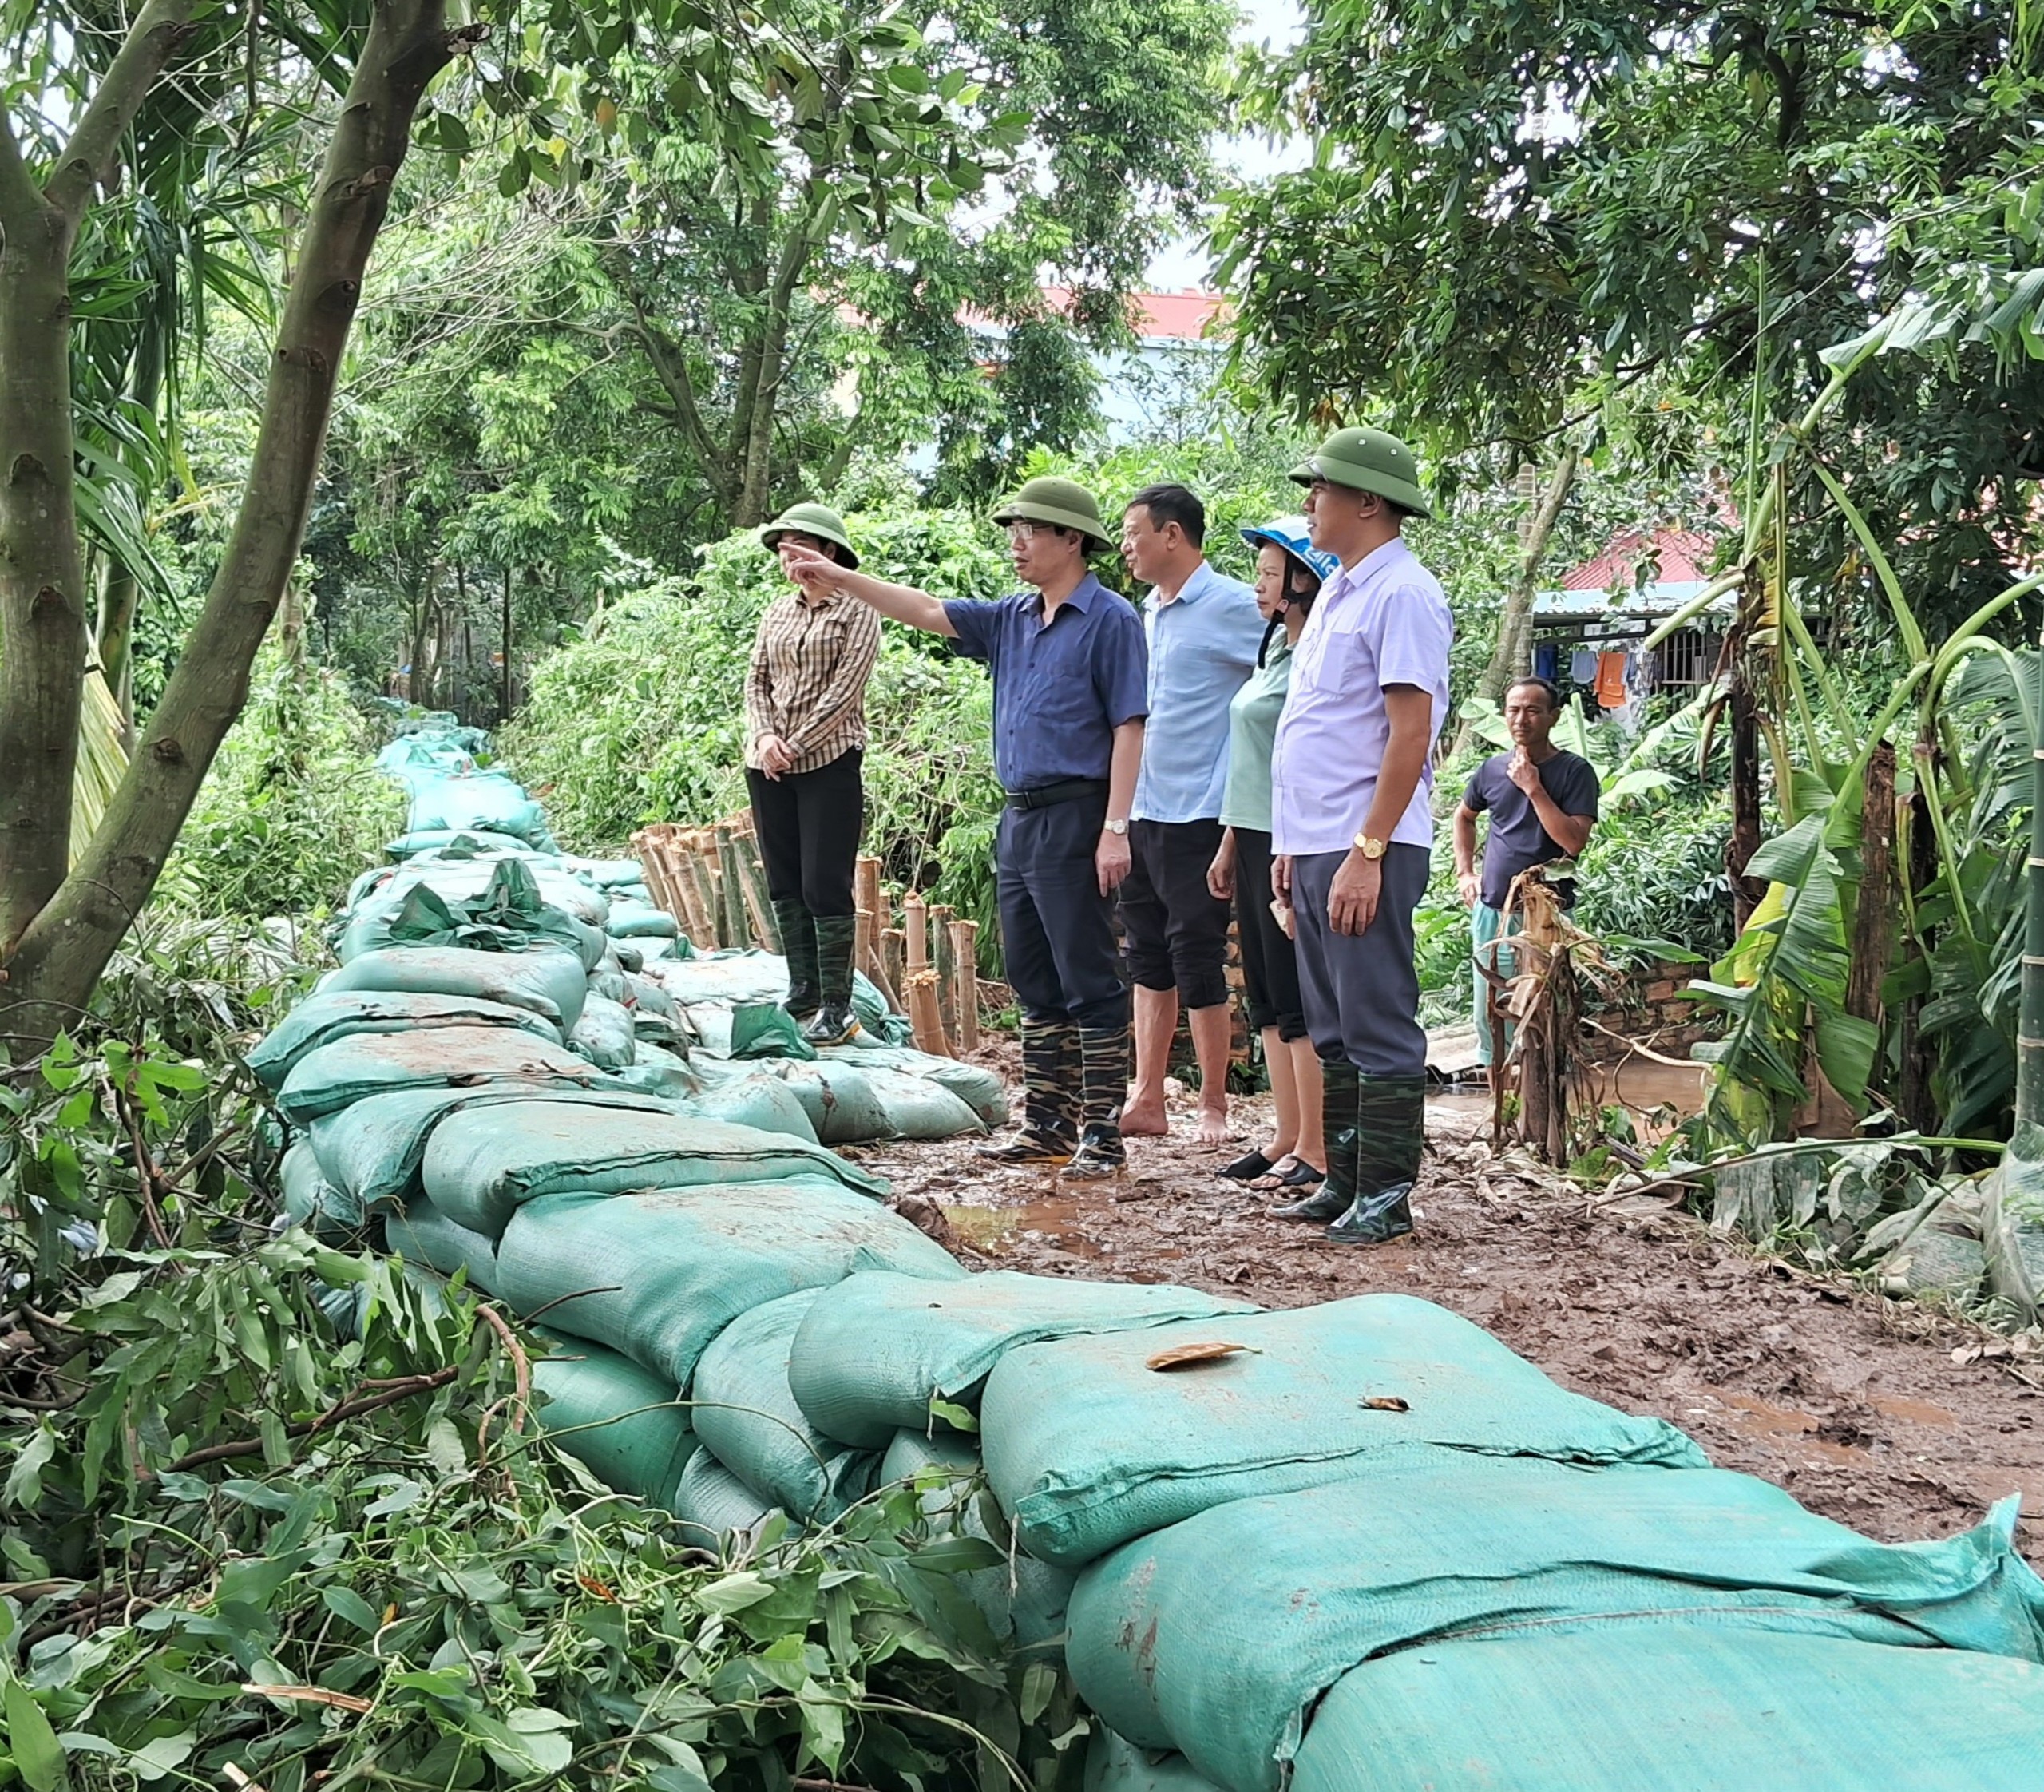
left=855, top=857, right=882, bottom=929
left=732, top=831, right=779, bottom=952
left=877, top=926, right=906, bottom=1013
left=714, top=827, right=750, bottom=948
left=929, top=903, right=957, bottom=1038
left=905, top=970, right=953, bottom=1057
left=903, top=890, right=929, bottom=973
left=854, top=909, right=874, bottom=998
left=685, top=831, right=723, bottom=949
left=949, top=919, right=980, bottom=1050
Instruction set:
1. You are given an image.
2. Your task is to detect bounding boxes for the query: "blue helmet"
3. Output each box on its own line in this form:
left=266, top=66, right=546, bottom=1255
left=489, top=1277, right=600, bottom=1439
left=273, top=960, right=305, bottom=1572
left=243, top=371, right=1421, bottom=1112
left=1240, top=515, right=1337, bottom=585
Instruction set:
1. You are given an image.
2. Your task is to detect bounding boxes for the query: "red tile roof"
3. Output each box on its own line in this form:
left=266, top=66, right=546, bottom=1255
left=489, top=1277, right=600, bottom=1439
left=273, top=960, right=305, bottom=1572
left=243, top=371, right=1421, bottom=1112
left=1563, top=526, right=1720, bottom=591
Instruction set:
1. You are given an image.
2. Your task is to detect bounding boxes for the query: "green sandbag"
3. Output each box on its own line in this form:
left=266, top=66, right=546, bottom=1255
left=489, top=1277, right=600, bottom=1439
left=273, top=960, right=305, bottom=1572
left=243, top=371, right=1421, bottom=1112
left=489, top=1179, right=964, bottom=1390
left=338, top=866, right=608, bottom=970
left=1290, top=1626, right=2044, bottom=1792
left=406, top=771, right=549, bottom=844
left=756, top=1060, right=889, bottom=1140
left=1085, top=1734, right=1220, bottom=1792
left=821, top=1041, right=1009, bottom=1128
left=860, top=1066, right=987, bottom=1140
left=563, top=857, right=648, bottom=890
left=625, top=973, right=676, bottom=1018
left=323, top=944, right=588, bottom=1032
left=607, top=903, right=679, bottom=941
left=532, top=1332, right=694, bottom=1507
left=980, top=1294, right=1707, bottom=1570
left=882, top=1430, right=1074, bottom=1649
left=587, top=961, right=630, bottom=1005
left=682, top=1064, right=819, bottom=1143
left=275, top=1028, right=614, bottom=1126
left=308, top=1086, right=679, bottom=1216
left=568, top=993, right=637, bottom=1070
left=278, top=1138, right=366, bottom=1243
left=672, top=1446, right=776, bottom=1545
left=727, top=1002, right=818, bottom=1061
left=386, top=828, right=531, bottom=859
left=1066, top=1463, right=2044, bottom=1792
left=691, top=1291, right=883, bottom=1524
left=790, top=1271, right=1260, bottom=1449
left=386, top=1195, right=499, bottom=1290
left=248, top=989, right=561, bottom=1091
left=654, top=948, right=901, bottom=1041
left=612, top=1043, right=707, bottom=1103
left=419, top=1101, right=887, bottom=1238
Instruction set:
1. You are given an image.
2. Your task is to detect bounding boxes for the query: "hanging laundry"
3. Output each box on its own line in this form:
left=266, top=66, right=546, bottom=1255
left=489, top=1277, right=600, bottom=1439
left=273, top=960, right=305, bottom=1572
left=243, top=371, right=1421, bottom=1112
left=1594, top=650, right=1629, bottom=708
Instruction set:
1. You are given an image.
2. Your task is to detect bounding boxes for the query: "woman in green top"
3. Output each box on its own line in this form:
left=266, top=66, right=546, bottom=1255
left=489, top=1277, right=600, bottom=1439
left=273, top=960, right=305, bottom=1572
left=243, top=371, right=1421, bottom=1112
left=1206, top=517, right=1337, bottom=1192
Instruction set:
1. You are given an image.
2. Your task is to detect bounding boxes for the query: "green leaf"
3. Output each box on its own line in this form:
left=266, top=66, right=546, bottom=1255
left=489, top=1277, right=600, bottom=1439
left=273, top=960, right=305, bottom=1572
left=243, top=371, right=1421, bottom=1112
left=321, top=1584, right=383, bottom=1635
left=906, top=1536, right=1005, bottom=1574
left=4, top=1680, right=68, bottom=1792
left=696, top=1572, right=776, bottom=1614
left=927, top=1398, right=979, bottom=1434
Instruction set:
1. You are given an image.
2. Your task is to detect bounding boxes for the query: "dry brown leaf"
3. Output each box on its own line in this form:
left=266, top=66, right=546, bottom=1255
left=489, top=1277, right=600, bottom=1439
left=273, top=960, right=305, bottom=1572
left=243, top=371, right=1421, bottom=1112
left=1146, top=1341, right=1249, bottom=1372
left=240, top=1685, right=374, bottom=1714
left=1361, top=1395, right=1411, bottom=1413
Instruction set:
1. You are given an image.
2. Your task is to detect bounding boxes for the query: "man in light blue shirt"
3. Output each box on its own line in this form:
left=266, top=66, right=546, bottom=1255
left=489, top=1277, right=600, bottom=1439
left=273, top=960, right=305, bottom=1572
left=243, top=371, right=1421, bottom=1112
left=1117, top=482, right=1266, bottom=1145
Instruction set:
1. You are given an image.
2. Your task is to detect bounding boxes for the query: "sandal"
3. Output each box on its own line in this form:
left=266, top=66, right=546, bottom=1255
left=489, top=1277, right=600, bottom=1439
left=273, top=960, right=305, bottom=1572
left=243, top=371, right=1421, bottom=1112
left=1276, top=1160, right=1325, bottom=1190
left=1219, top=1149, right=1277, bottom=1182
left=1249, top=1155, right=1302, bottom=1191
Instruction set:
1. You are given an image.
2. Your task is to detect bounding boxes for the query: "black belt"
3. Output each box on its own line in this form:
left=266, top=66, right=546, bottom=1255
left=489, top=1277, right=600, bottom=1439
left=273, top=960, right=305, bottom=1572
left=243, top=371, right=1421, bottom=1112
left=1004, top=777, right=1110, bottom=811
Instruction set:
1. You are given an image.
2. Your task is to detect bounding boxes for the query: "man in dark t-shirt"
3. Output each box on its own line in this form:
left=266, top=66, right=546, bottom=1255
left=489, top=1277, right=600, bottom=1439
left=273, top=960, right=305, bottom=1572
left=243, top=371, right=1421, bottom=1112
left=1452, top=676, right=1599, bottom=1072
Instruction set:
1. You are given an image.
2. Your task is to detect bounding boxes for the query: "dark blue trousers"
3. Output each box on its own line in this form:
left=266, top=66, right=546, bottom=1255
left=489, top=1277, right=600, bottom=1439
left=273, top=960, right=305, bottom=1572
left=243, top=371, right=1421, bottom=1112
left=1292, top=844, right=1430, bottom=1078
left=997, top=794, right=1129, bottom=1030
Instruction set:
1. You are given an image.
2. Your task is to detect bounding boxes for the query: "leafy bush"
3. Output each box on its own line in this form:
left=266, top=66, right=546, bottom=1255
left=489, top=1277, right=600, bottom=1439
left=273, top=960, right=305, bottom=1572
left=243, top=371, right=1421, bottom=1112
left=164, top=653, right=404, bottom=921
left=1574, top=802, right=1736, bottom=964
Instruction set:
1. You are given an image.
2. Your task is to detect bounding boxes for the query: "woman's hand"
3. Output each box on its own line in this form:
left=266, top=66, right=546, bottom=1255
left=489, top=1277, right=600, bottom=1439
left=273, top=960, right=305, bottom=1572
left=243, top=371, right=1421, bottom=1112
left=1206, top=828, right=1238, bottom=902
left=756, top=733, right=797, bottom=779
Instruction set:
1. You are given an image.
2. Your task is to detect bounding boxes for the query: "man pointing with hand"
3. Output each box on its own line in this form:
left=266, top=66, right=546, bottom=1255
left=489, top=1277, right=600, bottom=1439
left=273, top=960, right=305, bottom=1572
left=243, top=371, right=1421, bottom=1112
left=1270, top=427, right=1452, bottom=1246
left=780, top=476, right=1147, bottom=1183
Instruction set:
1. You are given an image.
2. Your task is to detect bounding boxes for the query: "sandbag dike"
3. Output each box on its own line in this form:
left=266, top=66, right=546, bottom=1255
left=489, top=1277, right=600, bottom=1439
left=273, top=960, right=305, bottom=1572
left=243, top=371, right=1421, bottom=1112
left=272, top=720, right=2044, bottom=1790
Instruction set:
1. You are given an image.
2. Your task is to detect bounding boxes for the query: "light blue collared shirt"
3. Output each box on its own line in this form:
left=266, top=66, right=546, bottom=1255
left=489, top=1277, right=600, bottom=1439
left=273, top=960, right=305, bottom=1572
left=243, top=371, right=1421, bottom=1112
left=1131, top=561, right=1266, bottom=823
left=1271, top=538, right=1453, bottom=857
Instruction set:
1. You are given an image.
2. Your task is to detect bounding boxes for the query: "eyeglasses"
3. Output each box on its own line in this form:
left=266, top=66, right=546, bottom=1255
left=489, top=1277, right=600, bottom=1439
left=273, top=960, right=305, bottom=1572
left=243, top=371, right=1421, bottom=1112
left=1006, top=521, right=1044, bottom=543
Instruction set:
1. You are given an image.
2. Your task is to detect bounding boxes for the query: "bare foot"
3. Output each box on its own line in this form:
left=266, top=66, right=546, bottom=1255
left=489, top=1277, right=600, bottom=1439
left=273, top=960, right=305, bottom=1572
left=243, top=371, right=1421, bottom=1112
left=1120, top=1088, right=1170, bottom=1137
left=1194, top=1103, right=1230, bottom=1146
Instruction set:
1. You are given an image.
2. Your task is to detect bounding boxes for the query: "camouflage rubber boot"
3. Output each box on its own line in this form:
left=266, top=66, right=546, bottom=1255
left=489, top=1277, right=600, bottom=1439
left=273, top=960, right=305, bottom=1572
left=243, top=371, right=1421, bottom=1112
left=978, top=1020, right=1079, bottom=1165
left=774, top=900, right=820, bottom=1021
left=801, top=915, right=862, bottom=1047
left=1060, top=1022, right=1131, bottom=1182
left=1274, top=1058, right=1361, bottom=1222
left=1325, top=1073, right=1426, bottom=1245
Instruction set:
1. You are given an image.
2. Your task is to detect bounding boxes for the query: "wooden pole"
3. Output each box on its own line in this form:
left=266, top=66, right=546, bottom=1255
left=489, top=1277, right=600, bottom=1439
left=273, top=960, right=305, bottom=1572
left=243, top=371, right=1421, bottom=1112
left=714, top=827, right=751, bottom=948
left=685, top=831, right=724, bottom=949
left=877, top=926, right=906, bottom=1013
left=731, top=831, right=779, bottom=952
left=854, top=908, right=875, bottom=998
left=929, top=903, right=957, bottom=1040
left=949, top=919, right=980, bottom=1051
left=903, top=890, right=929, bottom=974
left=855, top=856, right=882, bottom=928
left=906, top=970, right=953, bottom=1057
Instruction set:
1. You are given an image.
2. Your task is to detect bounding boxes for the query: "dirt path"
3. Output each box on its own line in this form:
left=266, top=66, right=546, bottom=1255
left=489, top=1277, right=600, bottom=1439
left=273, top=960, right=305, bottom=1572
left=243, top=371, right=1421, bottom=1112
left=848, top=1055, right=2044, bottom=1559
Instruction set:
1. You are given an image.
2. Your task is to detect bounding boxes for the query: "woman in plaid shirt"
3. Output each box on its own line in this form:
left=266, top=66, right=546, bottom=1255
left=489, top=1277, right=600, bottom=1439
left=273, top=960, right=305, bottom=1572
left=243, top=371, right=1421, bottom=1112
left=746, top=502, right=881, bottom=1045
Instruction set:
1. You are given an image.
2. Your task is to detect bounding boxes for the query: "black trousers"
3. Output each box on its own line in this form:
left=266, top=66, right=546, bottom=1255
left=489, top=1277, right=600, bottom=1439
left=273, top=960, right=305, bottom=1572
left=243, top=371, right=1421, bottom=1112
left=998, top=791, right=1129, bottom=1030
left=745, top=748, right=863, bottom=918
left=1233, top=827, right=1305, bottom=1041
left=1291, top=843, right=1430, bottom=1077
left=1119, top=817, right=1233, bottom=1009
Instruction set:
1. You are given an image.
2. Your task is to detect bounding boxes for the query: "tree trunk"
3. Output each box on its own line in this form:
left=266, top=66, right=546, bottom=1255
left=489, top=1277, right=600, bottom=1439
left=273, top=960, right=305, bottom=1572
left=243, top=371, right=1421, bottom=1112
left=501, top=565, right=513, bottom=722
left=0, top=0, right=198, bottom=953
left=1727, top=565, right=1767, bottom=928
left=1844, top=740, right=1895, bottom=1028
left=2018, top=621, right=2044, bottom=1148
left=2, top=0, right=470, bottom=1047
left=1475, top=446, right=1579, bottom=708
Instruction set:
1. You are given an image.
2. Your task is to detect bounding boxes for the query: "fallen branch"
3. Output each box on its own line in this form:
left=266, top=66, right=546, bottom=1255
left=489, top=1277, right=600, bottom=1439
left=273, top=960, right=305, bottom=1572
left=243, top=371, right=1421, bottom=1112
left=166, top=1366, right=459, bottom=1472
left=240, top=1684, right=374, bottom=1715
left=473, top=1303, right=529, bottom=1430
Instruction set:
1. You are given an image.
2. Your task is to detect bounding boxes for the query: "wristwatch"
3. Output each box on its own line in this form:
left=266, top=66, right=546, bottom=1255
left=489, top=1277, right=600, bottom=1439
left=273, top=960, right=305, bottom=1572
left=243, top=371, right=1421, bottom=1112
left=1103, top=819, right=1130, bottom=836
left=1352, top=831, right=1387, bottom=860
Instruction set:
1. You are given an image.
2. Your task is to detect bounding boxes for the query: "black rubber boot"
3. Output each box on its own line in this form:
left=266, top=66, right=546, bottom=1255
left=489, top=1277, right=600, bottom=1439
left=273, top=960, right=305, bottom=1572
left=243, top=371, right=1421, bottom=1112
left=978, top=1019, right=1080, bottom=1165
left=774, top=900, right=820, bottom=1021
left=1060, top=1022, right=1131, bottom=1181
left=1274, top=1060, right=1359, bottom=1222
left=1324, top=1074, right=1426, bottom=1246
left=801, top=915, right=862, bottom=1047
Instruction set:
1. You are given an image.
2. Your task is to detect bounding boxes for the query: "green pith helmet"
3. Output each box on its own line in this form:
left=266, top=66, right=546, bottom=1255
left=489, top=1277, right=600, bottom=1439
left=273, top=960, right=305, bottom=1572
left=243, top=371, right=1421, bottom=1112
left=992, top=476, right=1111, bottom=549
left=1288, top=426, right=1432, bottom=519
left=761, top=501, right=860, bottom=570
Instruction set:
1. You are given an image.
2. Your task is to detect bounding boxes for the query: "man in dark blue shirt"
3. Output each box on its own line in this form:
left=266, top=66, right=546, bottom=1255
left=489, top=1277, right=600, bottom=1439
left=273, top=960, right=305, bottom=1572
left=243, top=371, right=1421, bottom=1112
left=1452, top=676, right=1600, bottom=1075
left=782, top=477, right=1148, bottom=1179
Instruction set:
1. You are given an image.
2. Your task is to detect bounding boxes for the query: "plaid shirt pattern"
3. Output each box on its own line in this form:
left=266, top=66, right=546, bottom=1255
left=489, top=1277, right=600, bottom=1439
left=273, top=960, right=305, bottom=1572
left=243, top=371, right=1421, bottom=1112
left=743, top=589, right=881, bottom=773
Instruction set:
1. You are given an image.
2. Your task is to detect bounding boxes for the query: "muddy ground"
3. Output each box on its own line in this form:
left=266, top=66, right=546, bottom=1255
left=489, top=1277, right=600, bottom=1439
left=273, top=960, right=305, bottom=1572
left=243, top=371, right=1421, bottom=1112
left=846, top=1048, right=2044, bottom=1560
